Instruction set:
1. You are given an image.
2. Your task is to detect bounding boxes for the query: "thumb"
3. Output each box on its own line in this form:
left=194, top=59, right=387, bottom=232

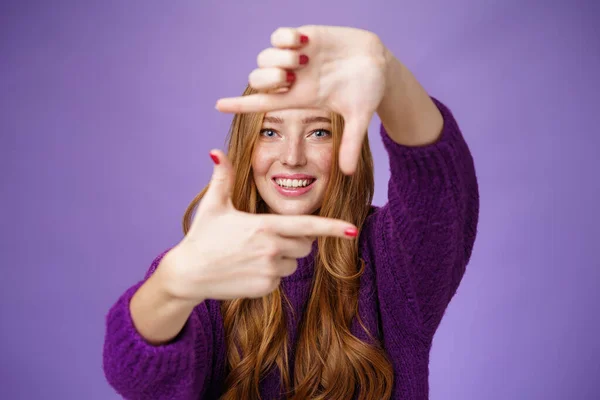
left=338, top=113, right=372, bottom=175
left=203, top=149, right=235, bottom=209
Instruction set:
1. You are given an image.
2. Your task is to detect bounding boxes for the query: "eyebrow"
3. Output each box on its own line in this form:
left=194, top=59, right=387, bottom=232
left=262, top=116, right=332, bottom=125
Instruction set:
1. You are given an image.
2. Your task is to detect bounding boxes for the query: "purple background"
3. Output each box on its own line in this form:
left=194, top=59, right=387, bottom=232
left=1, top=1, right=599, bottom=399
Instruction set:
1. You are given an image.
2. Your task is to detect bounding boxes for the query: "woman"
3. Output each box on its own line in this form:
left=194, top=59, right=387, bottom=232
left=103, top=25, right=479, bottom=400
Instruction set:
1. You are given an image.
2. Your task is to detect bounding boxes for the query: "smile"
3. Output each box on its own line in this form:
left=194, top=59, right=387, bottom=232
left=272, top=178, right=316, bottom=197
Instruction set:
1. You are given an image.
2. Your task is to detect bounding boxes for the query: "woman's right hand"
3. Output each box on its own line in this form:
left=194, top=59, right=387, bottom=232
left=155, top=150, right=358, bottom=305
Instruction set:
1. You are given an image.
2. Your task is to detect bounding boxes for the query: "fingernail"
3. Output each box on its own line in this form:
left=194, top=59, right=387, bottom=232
left=344, top=227, right=358, bottom=237
left=300, top=35, right=309, bottom=44
left=286, top=71, right=296, bottom=83
left=299, top=54, right=309, bottom=65
left=210, top=152, right=220, bottom=165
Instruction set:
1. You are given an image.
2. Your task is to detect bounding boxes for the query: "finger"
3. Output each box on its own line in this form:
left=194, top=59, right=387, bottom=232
left=257, top=48, right=309, bottom=69
left=259, top=214, right=358, bottom=238
left=202, top=149, right=234, bottom=209
left=267, top=86, right=291, bottom=94
left=338, top=113, right=372, bottom=175
left=267, top=258, right=298, bottom=278
left=215, top=91, right=298, bottom=114
left=248, top=67, right=295, bottom=92
left=270, top=27, right=309, bottom=49
left=273, top=236, right=314, bottom=259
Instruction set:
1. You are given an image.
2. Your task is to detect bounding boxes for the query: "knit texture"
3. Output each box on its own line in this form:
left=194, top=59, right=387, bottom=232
left=103, top=97, right=479, bottom=399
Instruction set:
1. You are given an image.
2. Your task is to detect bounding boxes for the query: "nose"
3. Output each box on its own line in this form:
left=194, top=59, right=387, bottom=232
left=280, top=137, right=307, bottom=167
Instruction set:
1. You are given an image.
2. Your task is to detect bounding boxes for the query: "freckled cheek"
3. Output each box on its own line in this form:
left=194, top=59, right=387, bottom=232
left=252, top=147, right=279, bottom=177
left=310, top=146, right=333, bottom=176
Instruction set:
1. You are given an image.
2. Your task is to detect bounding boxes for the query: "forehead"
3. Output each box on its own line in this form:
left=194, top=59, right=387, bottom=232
left=263, top=108, right=330, bottom=123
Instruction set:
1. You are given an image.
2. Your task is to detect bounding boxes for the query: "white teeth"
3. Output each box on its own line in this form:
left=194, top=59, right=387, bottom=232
left=275, top=178, right=313, bottom=188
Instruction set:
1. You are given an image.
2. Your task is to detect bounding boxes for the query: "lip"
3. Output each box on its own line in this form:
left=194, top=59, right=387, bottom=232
left=272, top=176, right=316, bottom=197
left=272, top=173, right=315, bottom=180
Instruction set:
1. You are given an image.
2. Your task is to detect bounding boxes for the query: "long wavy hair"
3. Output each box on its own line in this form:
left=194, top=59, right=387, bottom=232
left=182, top=86, right=394, bottom=399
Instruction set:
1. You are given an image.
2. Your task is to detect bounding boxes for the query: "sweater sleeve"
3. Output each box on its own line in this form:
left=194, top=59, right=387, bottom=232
left=376, top=97, right=479, bottom=335
left=102, top=250, right=216, bottom=399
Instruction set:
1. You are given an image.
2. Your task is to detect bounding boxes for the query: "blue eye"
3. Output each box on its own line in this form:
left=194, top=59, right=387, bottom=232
left=260, top=129, right=277, bottom=138
left=259, top=128, right=330, bottom=139
left=312, top=129, right=331, bottom=138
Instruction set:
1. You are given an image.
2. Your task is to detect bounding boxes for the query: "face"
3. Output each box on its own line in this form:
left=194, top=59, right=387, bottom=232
left=252, top=108, right=334, bottom=215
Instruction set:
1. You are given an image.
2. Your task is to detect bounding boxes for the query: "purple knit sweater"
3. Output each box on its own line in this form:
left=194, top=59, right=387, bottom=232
left=103, top=98, right=479, bottom=400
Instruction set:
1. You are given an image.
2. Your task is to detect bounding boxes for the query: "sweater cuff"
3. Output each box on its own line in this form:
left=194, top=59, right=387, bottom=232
left=103, top=281, right=196, bottom=388
left=380, top=96, right=460, bottom=153
left=380, top=96, right=465, bottom=198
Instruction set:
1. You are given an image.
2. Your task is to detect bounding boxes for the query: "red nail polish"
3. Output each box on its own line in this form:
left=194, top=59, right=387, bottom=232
left=300, top=35, right=309, bottom=44
left=210, top=153, right=219, bottom=165
left=344, top=228, right=358, bottom=237
left=286, top=71, right=296, bottom=82
left=299, top=54, right=309, bottom=65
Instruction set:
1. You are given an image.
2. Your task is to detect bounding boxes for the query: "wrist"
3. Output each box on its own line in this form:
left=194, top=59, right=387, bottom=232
left=378, top=48, right=408, bottom=115
left=377, top=50, right=443, bottom=147
left=130, top=257, right=198, bottom=345
left=151, top=247, right=204, bottom=308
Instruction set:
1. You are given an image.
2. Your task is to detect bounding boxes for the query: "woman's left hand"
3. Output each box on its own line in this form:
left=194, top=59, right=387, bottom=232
left=215, top=25, right=391, bottom=175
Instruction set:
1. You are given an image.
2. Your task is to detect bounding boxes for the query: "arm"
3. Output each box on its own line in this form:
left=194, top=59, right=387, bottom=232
left=102, top=250, right=216, bottom=399
left=377, top=50, right=444, bottom=147
left=375, top=52, right=480, bottom=335
left=129, top=250, right=201, bottom=345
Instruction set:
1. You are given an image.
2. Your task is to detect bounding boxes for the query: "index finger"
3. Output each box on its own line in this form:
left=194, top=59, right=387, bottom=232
left=215, top=91, right=296, bottom=114
left=259, top=214, right=358, bottom=238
